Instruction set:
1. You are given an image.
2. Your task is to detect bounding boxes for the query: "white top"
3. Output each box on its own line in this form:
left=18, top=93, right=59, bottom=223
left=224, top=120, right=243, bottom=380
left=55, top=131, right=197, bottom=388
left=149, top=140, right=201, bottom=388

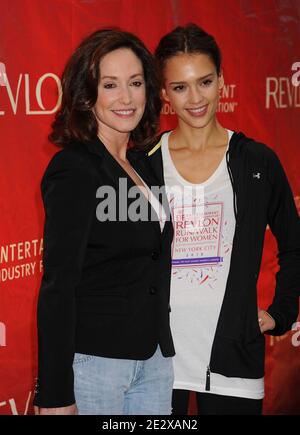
left=161, top=130, right=264, bottom=400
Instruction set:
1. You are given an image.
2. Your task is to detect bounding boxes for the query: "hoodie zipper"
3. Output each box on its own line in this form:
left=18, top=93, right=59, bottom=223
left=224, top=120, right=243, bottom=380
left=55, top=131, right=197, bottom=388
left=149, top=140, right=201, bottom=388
left=205, top=366, right=211, bottom=391
left=205, top=147, right=238, bottom=392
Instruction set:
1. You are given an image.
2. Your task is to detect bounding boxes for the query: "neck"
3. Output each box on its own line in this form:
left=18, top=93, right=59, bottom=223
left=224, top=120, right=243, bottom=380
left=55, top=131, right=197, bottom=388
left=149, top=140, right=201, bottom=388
left=98, top=125, right=130, bottom=161
left=171, top=118, right=227, bottom=151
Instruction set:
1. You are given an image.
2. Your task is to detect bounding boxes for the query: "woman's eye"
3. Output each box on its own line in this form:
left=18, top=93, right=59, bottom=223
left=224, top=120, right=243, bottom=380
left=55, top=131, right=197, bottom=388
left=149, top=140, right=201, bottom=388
left=103, top=83, right=116, bottom=89
left=131, top=81, right=143, bottom=87
left=173, top=85, right=185, bottom=92
left=201, top=79, right=213, bottom=87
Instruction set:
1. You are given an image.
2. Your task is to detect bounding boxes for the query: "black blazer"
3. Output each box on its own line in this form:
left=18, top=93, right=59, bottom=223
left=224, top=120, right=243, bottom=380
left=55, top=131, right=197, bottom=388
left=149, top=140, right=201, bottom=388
left=34, top=137, right=175, bottom=408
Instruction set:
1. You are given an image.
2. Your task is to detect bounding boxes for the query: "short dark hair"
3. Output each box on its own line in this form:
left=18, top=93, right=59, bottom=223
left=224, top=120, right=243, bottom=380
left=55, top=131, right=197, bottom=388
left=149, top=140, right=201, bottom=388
left=49, top=28, right=162, bottom=149
left=155, top=23, right=222, bottom=79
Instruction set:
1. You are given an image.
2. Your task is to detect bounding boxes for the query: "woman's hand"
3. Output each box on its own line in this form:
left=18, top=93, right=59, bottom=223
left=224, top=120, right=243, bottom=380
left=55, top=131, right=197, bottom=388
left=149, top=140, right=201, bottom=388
left=258, top=309, right=276, bottom=333
left=34, top=403, right=78, bottom=415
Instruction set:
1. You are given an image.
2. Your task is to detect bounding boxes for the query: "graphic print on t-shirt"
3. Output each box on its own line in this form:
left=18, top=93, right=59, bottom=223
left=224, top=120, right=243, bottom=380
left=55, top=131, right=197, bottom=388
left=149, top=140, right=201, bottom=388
left=169, top=188, right=233, bottom=288
left=172, top=201, right=223, bottom=267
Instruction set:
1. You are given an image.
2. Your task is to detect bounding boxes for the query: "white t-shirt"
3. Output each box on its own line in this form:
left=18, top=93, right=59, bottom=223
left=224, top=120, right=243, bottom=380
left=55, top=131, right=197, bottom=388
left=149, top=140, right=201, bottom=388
left=161, top=130, right=264, bottom=400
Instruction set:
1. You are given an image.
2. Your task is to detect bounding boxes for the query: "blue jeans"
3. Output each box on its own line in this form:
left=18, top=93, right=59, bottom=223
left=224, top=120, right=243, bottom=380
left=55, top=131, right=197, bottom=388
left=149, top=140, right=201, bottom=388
left=73, top=345, right=174, bottom=415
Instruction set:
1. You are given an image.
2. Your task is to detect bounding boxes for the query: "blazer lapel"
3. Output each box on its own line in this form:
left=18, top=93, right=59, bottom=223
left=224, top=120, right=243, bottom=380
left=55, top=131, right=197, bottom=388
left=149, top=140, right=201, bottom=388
left=84, top=138, right=172, bottom=238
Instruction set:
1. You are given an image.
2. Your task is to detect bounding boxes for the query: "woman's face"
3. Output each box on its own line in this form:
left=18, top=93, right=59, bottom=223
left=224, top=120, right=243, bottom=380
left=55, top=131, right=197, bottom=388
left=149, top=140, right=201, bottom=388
left=161, top=53, right=224, bottom=129
left=93, top=48, right=146, bottom=137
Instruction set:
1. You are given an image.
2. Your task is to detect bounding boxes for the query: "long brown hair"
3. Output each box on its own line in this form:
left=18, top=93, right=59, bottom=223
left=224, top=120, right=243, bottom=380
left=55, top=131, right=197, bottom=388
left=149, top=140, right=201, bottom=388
left=49, top=28, right=162, bottom=150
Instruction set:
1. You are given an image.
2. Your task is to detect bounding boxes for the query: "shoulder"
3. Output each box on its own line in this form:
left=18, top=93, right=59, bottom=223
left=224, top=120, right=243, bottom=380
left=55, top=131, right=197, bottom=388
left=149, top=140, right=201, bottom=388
left=42, top=143, right=97, bottom=187
left=233, top=131, right=280, bottom=166
left=45, top=143, right=92, bottom=171
left=42, top=141, right=100, bottom=177
left=146, top=131, right=171, bottom=157
left=233, top=132, right=288, bottom=187
left=147, top=140, right=162, bottom=157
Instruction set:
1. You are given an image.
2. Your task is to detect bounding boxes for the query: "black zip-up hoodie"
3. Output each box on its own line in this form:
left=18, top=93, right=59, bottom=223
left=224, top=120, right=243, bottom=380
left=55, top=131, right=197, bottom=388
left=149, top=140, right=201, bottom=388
left=146, top=131, right=300, bottom=386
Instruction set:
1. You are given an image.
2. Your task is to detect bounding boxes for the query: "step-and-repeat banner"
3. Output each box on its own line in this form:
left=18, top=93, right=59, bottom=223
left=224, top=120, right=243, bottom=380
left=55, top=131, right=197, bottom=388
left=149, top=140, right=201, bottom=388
left=0, top=0, right=299, bottom=415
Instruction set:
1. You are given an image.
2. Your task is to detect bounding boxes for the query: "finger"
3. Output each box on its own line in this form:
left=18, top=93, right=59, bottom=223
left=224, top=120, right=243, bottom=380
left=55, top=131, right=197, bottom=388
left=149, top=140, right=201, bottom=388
left=258, top=317, right=265, bottom=332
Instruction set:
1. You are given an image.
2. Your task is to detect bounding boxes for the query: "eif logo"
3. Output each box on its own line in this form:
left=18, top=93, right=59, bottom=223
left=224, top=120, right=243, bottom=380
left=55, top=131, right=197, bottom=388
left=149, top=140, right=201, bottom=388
left=0, top=322, right=6, bottom=346
left=0, top=61, right=62, bottom=115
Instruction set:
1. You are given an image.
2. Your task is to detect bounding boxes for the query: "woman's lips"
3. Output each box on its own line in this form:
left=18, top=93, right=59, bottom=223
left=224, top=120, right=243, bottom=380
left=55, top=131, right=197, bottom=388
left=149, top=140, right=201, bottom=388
left=186, top=105, right=208, bottom=117
left=111, top=109, right=136, bottom=118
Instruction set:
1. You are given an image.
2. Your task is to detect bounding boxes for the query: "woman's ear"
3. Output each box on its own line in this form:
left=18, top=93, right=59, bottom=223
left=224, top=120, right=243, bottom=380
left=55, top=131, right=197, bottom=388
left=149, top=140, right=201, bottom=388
left=161, top=87, right=170, bottom=103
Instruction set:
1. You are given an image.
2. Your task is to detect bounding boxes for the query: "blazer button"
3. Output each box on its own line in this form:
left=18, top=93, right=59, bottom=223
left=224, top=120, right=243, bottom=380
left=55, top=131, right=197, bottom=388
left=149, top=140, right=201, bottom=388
left=151, top=251, right=159, bottom=260
left=149, top=286, right=157, bottom=295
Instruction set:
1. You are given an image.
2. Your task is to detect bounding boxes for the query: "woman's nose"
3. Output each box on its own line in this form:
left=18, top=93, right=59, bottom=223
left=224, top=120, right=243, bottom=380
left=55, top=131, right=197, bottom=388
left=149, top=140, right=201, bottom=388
left=189, top=87, right=204, bottom=104
left=119, top=86, right=132, bottom=105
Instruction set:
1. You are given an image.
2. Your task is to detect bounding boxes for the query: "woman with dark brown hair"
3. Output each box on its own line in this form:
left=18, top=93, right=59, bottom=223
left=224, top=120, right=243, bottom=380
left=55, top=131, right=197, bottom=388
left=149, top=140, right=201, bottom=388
left=33, top=28, right=174, bottom=415
left=148, top=23, right=300, bottom=415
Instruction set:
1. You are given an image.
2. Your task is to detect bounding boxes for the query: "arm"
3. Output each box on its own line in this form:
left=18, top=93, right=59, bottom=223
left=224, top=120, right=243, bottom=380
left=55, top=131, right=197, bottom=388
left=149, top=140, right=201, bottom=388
left=33, top=150, right=96, bottom=409
left=266, top=149, right=300, bottom=336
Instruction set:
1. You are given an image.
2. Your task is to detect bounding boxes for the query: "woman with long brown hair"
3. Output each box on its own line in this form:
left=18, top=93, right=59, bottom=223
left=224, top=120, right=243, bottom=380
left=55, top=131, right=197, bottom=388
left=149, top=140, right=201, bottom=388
left=33, top=28, right=174, bottom=415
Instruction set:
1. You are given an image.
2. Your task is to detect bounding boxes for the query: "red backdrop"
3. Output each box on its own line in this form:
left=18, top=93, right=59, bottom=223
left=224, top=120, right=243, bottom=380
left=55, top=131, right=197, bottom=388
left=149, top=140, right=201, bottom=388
left=0, top=0, right=299, bottom=415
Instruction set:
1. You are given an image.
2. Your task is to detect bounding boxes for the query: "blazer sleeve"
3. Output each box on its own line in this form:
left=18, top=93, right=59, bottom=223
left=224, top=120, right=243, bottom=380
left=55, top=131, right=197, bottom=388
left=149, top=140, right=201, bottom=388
left=33, top=150, right=96, bottom=408
left=266, top=149, right=300, bottom=336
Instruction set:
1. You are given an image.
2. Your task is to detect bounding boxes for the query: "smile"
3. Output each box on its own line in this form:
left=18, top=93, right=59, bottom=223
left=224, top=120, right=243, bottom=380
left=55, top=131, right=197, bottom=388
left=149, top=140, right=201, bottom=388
left=186, top=105, right=208, bottom=117
left=112, top=109, right=136, bottom=117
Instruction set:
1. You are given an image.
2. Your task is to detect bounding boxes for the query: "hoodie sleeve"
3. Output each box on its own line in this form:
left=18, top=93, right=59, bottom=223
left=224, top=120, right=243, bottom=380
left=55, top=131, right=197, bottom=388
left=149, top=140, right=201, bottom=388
left=266, top=149, right=300, bottom=336
left=33, top=150, right=96, bottom=408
